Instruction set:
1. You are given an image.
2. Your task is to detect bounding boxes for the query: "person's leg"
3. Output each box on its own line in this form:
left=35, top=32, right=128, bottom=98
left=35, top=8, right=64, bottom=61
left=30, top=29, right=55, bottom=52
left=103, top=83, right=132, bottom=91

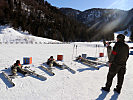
left=115, top=67, right=126, bottom=93
left=105, top=71, right=116, bottom=89
left=102, top=64, right=118, bottom=91
left=53, top=61, right=62, bottom=68
left=17, top=67, right=27, bottom=75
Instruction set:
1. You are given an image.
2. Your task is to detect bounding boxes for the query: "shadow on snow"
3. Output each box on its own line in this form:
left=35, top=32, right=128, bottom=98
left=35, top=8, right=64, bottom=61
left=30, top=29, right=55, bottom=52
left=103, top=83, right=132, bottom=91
left=77, top=67, right=98, bottom=72
left=96, top=89, right=119, bottom=100
left=0, top=73, right=14, bottom=88
left=38, top=66, right=54, bottom=76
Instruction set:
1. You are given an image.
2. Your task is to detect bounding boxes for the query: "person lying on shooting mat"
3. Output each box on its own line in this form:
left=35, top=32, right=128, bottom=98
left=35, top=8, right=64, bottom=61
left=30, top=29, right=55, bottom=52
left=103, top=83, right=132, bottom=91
left=76, top=55, right=87, bottom=62
left=11, top=60, right=27, bottom=76
left=47, top=56, right=62, bottom=68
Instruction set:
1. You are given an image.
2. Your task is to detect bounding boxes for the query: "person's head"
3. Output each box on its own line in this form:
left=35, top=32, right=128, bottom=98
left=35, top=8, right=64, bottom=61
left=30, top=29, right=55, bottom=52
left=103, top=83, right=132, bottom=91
left=16, top=60, right=20, bottom=64
left=117, top=34, right=125, bottom=42
left=79, top=55, right=81, bottom=57
left=50, top=56, right=53, bottom=59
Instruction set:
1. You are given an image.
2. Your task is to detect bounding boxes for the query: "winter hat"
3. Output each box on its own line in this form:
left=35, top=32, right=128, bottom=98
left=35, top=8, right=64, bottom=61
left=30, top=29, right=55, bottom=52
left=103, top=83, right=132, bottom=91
left=16, top=60, right=20, bottom=64
left=79, top=55, right=81, bottom=57
left=117, top=34, right=125, bottom=41
left=50, top=56, right=53, bottom=58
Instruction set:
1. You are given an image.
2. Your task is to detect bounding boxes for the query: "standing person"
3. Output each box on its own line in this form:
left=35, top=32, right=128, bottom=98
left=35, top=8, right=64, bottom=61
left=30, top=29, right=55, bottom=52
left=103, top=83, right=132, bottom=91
left=102, top=34, right=129, bottom=94
left=11, top=60, right=27, bottom=76
left=106, top=42, right=112, bottom=60
left=103, top=39, right=106, bottom=47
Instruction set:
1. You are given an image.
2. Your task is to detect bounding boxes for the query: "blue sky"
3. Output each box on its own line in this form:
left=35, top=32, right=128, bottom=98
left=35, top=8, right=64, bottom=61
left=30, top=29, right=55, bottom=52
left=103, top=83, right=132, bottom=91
left=46, top=0, right=133, bottom=11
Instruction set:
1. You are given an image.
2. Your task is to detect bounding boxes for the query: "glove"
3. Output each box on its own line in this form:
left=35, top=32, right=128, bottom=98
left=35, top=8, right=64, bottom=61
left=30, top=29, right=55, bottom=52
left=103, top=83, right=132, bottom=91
left=109, top=63, right=112, bottom=68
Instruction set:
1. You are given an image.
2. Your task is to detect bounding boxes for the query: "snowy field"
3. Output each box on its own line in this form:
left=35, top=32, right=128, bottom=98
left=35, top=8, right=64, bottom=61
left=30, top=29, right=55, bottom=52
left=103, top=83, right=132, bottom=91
left=0, top=25, right=60, bottom=43
left=0, top=26, right=133, bottom=100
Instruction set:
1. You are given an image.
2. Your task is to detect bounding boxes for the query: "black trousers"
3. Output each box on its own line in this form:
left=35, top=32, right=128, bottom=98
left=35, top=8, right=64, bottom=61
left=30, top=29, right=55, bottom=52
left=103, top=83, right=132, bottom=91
left=17, top=67, right=26, bottom=75
left=47, top=61, right=62, bottom=68
left=105, top=63, right=126, bottom=90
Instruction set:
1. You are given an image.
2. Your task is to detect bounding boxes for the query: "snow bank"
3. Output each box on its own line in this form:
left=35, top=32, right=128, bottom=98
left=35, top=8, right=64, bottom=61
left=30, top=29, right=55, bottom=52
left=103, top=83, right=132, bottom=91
left=0, top=25, right=61, bottom=43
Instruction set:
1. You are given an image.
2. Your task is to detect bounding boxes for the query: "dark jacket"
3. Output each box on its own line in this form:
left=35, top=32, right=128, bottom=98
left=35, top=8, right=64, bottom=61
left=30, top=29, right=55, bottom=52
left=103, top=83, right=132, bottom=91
left=109, top=41, right=129, bottom=65
left=47, top=58, right=55, bottom=65
left=11, top=63, right=22, bottom=70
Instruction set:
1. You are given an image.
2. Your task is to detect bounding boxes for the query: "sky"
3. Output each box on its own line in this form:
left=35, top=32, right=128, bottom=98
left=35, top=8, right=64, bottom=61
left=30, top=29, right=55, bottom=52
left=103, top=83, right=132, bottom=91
left=46, top=0, right=133, bottom=11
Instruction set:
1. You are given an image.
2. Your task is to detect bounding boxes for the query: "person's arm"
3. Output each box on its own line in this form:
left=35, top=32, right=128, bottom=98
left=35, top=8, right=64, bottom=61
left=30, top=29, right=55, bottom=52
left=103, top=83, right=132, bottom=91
left=127, top=45, right=130, bottom=59
left=20, top=64, right=23, bottom=68
left=109, top=43, right=119, bottom=63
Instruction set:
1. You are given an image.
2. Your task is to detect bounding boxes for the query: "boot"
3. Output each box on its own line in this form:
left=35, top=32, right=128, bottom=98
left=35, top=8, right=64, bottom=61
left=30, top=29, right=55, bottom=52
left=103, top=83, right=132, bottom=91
left=24, top=72, right=29, bottom=76
left=101, top=87, right=110, bottom=92
left=114, top=88, right=121, bottom=94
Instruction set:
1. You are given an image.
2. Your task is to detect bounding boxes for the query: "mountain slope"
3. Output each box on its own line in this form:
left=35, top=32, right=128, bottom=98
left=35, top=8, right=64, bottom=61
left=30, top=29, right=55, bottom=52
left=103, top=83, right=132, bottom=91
left=60, top=8, right=133, bottom=40
left=60, top=8, right=131, bottom=28
left=0, top=0, right=90, bottom=42
left=0, top=25, right=60, bottom=43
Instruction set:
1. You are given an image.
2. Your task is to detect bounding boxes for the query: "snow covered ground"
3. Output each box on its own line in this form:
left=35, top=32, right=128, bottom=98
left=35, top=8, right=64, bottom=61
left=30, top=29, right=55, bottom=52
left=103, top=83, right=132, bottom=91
left=0, top=25, right=60, bottom=43
left=0, top=26, right=133, bottom=100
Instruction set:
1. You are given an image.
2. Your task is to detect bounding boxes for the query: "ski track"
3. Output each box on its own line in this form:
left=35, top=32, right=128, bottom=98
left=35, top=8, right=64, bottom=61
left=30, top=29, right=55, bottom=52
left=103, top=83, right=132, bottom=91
left=0, top=43, right=133, bottom=100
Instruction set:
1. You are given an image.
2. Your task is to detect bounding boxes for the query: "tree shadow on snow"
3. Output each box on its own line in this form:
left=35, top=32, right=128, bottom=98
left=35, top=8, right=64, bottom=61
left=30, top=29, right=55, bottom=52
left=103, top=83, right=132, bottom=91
left=0, top=73, right=14, bottom=88
left=96, top=89, right=109, bottom=100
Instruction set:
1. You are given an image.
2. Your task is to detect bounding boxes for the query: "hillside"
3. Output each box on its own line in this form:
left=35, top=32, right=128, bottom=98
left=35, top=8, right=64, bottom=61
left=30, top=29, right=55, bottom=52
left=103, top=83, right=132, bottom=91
left=60, top=8, right=133, bottom=29
left=0, top=0, right=90, bottom=42
left=1, top=0, right=133, bottom=41
left=60, top=8, right=133, bottom=41
left=0, top=25, right=60, bottom=43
